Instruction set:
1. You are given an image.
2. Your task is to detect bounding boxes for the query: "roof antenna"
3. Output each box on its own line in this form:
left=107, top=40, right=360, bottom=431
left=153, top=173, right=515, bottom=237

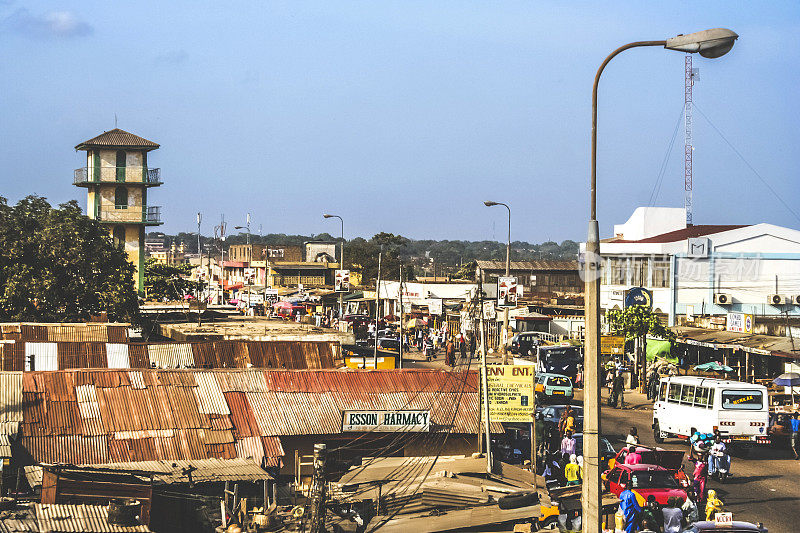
left=114, top=113, right=118, bottom=128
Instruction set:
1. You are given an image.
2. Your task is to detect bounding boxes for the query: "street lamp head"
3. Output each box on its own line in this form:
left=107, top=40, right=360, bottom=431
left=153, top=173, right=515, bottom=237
left=234, top=226, right=245, bottom=230
left=484, top=201, right=498, bottom=207
left=665, top=28, right=738, bottom=58
left=323, top=213, right=334, bottom=219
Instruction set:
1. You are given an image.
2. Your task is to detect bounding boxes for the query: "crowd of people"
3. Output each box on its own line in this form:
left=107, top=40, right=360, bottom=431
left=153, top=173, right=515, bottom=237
left=409, top=326, right=477, bottom=366
left=614, top=428, right=731, bottom=532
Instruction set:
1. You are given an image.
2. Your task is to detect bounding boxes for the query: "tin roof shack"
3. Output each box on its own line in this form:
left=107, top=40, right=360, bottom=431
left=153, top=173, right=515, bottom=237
left=39, top=466, right=154, bottom=524
left=475, top=260, right=582, bottom=299
left=26, top=459, right=272, bottom=533
left=0, top=369, right=486, bottom=483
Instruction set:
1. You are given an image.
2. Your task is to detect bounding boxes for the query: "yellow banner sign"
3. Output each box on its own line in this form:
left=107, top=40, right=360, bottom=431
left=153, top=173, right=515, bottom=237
left=601, top=335, right=625, bottom=355
left=481, top=365, right=535, bottom=423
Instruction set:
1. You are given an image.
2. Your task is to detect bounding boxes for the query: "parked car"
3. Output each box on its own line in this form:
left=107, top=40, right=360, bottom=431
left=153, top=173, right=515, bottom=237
left=682, top=521, right=767, bottom=532
left=535, top=373, right=574, bottom=403
left=602, top=463, right=688, bottom=505
left=572, top=433, right=616, bottom=470
left=511, top=332, right=541, bottom=356
left=609, top=445, right=684, bottom=471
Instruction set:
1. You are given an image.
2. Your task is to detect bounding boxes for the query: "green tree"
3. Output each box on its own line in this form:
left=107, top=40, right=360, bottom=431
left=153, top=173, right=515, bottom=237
left=607, top=305, right=675, bottom=388
left=143, top=258, right=199, bottom=301
left=0, top=196, right=139, bottom=322
left=345, top=233, right=413, bottom=286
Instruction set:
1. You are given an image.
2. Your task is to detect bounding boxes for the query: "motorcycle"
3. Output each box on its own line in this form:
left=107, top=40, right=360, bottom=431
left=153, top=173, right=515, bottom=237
left=710, top=448, right=731, bottom=482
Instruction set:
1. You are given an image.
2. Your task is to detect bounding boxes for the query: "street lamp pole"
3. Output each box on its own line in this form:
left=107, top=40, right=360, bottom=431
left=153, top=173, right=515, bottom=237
left=484, top=201, right=511, bottom=363
left=323, top=214, right=345, bottom=318
left=582, top=29, right=737, bottom=532
left=197, top=212, right=202, bottom=300
left=235, top=216, right=254, bottom=312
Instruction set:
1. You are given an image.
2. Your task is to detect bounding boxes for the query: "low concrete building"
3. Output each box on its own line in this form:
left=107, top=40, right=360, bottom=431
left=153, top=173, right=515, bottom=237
left=585, top=207, right=800, bottom=325
left=475, top=260, right=582, bottom=297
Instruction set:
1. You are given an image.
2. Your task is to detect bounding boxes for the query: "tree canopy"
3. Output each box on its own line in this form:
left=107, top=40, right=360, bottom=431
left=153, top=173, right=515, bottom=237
left=0, top=196, right=139, bottom=322
left=143, top=258, right=199, bottom=301
left=607, top=306, right=675, bottom=342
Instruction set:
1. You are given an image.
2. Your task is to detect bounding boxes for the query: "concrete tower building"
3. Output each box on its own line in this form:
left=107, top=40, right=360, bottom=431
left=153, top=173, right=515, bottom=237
left=74, top=129, right=163, bottom=293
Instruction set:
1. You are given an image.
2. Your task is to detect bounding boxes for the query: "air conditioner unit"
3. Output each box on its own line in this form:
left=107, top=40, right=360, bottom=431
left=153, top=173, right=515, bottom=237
left=768, top=294, right=788, bottom=305
left=714, top=293, right=733, bottom=305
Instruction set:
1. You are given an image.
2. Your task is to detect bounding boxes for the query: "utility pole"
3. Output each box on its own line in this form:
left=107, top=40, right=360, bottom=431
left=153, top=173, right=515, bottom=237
left=197, top=212, right=202, bottom=300
left=308, top=443, right=327, bottom=533
left=374, top=248, right=383, bottom=368
left=477, top=267, right=492, bottom=474
left=399, top=264, right=404, bottom=370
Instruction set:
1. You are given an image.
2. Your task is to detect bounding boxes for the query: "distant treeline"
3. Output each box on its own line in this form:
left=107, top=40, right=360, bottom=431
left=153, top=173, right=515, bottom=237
left=151, top=230, right=578, bottom=267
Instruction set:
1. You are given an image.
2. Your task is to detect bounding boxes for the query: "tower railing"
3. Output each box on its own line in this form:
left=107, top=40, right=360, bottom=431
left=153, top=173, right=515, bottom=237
left=95, top=206, right=162, bottom=225
left=74, top=167, right=162, bottom=185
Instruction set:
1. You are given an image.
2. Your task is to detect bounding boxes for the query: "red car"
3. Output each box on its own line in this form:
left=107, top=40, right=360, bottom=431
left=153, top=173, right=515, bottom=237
left=603, top=463, right=688, bottom=506
left=609, top=445, right=684, bottom=470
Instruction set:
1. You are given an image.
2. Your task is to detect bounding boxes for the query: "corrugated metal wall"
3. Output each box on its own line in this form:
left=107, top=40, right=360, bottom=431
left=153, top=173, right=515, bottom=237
left=0, top=323, right=129, bottom=343
left=0, top=340, right=340, bottom=371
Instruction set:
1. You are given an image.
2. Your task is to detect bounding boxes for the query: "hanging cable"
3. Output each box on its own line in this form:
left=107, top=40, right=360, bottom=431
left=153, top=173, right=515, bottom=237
left=693, top=102, right=800, bottom=225
left=647, top=105, right=685, bottom=207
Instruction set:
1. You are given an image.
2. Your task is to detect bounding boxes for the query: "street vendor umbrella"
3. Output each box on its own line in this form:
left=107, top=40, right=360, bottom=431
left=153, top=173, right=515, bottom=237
left=383, top=314, right=399, bottom=322
left=773, top=372, right=800, bottom=387
left=774, top=372, right=800, bottom=407
left=405, top=318, right=422, bottom=328
left=693, top=361, right=734, bottom=373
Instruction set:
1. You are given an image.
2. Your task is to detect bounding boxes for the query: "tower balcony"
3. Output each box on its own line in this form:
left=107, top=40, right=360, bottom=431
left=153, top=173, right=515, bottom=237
left=74, top=167, right=162, bottom=186
left=95, top=206, right=162, bottom=226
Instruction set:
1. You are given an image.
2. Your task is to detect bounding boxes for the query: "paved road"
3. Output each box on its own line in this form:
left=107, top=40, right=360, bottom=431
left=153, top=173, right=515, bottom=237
left=593, top=389, right=799, bottom=531
left=406, top=354, right=799, bottom=529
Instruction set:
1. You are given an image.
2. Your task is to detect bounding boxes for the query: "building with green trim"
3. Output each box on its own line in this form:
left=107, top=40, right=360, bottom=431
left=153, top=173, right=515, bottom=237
left=74, top=129, right=163, bottom=294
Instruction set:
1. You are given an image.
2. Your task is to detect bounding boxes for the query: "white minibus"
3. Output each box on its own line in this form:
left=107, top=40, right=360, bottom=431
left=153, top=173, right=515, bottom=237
left=652, top=376, right=770, bottom=449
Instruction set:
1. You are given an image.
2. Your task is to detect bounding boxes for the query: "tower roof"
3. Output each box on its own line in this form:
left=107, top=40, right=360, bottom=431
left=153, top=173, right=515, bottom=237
left=75, top=128, right=160, bottom=151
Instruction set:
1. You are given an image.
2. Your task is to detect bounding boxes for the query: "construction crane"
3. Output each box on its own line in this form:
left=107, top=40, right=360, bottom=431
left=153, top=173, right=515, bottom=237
left=684, top=55, right=699, bottom=226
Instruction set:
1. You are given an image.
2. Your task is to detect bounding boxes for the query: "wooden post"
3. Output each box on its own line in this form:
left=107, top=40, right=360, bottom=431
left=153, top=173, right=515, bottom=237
left=309, top=443, right=327, bottom=533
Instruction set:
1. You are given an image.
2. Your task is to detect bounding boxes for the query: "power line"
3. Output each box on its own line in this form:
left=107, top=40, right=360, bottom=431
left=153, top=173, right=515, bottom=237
left=647, top=105, right=685, bottom=207
left=692, top=102, right=800, bottom=225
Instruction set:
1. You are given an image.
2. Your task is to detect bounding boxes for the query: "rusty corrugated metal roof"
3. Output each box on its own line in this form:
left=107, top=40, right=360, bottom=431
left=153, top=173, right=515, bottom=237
left=13, top=369, right=483, bottom=467
left=25, top=457, right=271, bottom=487
left=35, top=503, right=151, bottom=532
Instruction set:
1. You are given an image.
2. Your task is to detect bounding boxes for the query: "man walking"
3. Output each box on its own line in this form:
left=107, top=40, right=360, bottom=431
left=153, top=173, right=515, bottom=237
left=791, top=414, right=800, bottom=460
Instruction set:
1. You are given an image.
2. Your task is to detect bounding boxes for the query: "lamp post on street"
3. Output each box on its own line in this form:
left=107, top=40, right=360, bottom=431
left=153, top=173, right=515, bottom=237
left=323, top=214, right=345, bottom=318
left=484, top=200, right=511, bottom=363
left=235, top=215, right=254, bottom=312
left=582, top=28, right=737, bottom=532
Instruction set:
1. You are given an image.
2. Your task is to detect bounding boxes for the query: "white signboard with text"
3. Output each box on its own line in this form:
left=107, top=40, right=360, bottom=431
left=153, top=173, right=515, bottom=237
left=335, top=269, right=350, bottom=292
left=726, top=312, right=753, bottom=334
left=341, top=410, right=431, bottom=432
left=497, top=276, right=518, bottom=306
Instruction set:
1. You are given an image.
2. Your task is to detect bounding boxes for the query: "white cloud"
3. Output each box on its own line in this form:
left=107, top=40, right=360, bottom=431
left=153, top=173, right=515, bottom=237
left=5, top=8, right=93, bottom=39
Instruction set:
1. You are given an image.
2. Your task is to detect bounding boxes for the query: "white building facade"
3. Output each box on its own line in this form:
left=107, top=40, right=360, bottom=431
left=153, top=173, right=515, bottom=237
left=583, top=208, right=800, bottom=326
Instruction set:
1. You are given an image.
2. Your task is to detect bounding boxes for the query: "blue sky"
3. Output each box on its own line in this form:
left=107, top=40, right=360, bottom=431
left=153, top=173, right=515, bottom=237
left=1, top=1, right=798, bottom=243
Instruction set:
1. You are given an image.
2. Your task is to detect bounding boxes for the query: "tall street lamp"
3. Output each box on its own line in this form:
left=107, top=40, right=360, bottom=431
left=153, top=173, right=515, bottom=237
left=323, top=214, right=345, bottom=318
left=582, top=28, right=737, bottom=532
left=484, top=200, right=511, bottom=363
